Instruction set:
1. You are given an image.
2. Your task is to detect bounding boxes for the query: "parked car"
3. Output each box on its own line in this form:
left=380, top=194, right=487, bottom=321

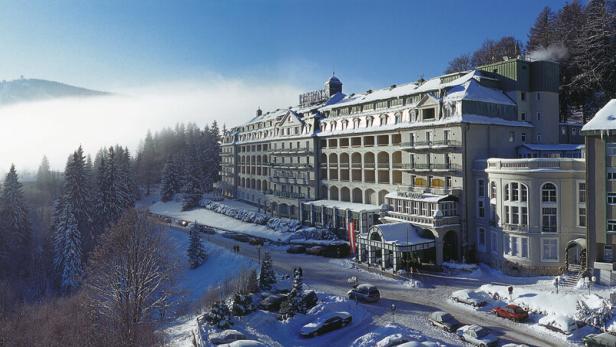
left=220, top=340, right=267, bottom=347
left=375, top=334, right=410, bottom=347
left=305, top=245, right=325, bottom=256
left=286, top=245, right=306, bottom=254
left=428, top=311, right=462, bottom=332
left=223, top=232, right=251, bottom=242
left=209, top=329, right=246, bottom=345
left=584, top=332, right=616, bottom=347
left=451, top=289, right=490, bottom=307
left=347, top=284, right=380, bottom=303
left=299, top=311, right=352, bottom=337
left=178, top=220, right=189, bottom=227
left=492, top=304, right=529, bottom=322
left=199, top=225, right=216, bottom=234
left=258, top=294, right=286, bottom=312
left=538, top=314, right=578, bottom=335
left=456, top=325, right=499, bottom=347
left=248, top=238, right=264, bottom=246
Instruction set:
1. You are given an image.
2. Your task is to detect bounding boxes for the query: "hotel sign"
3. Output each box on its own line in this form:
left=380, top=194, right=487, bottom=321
left=299, top=89, right=327, bottom=107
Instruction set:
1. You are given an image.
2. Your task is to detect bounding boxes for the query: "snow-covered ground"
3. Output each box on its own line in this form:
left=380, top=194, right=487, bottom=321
left=448, top=264, right=615, bottom=345
left=163, top=228, right=257, bottom=346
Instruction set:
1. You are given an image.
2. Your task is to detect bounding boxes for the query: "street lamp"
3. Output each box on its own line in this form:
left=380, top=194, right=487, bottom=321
left=553, top=276, right=561, bottom=294
left=585, top=275, right=596, bottom=295
left=391, top=304, right=397, bottom=324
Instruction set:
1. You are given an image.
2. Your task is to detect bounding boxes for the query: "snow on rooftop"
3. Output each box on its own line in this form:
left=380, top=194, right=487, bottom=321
left=443, top=79, right=515, bottom=106
left=385, top=191, right=450, bottom=203
left=520, top=143, right=584, bottom=151
left=581, top=99, right=616, bottom=132
left=303, top=199, right=381, bottom=212
left=369, top=222, right=435, bottom=246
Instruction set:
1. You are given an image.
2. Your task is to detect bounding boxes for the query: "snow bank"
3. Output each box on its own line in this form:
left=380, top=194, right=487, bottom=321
left=441, top=261, right=479, bottom=272
left=350, top=323, right=442, bottom=347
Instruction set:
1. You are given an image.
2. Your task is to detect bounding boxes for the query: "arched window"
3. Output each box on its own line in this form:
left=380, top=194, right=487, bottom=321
left=542, top=183, right=557, bottom=202
left=504, top=184, right=509, bottom=201
left=490, top=182, right=496, bottom=199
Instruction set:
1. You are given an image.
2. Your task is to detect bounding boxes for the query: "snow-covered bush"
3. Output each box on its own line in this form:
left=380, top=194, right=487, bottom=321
left=575, top=294, right=612, bottom=328
left=200, top=301, right=233, bottom=329
left=230, top=293, right=255, bottom=316
left=289, top=227, right=337, bottom=241
left=187, top=226, right=207, bottom=269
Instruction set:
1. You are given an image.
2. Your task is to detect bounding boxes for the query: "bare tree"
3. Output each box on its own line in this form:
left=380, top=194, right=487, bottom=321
left=445, top=54, right=474, bottom=74
left=85, top=209, right=174, bottom=346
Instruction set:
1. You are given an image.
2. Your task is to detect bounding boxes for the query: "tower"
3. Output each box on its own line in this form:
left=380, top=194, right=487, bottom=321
left=325, top=75, right=342, bottom=98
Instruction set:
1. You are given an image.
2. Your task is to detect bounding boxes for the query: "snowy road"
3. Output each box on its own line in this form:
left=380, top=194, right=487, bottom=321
left=169, top=225, right=570, bottom=347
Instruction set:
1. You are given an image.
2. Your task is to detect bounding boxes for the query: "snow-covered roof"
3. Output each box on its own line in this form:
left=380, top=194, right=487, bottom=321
left=302, top=199, right=381, bottom=212
left=367, top=222, right=435, bottom=246
left=581, top=99, right=616, bottom=133
left=316, top=113, right=532, bottom=137
left=520, top=143, right=584, bottom=151
left=443, top=79, right=515, bottom=106
left=245, top=92, right=346, bottom=125
left=385, top=191, right=453, bottom=203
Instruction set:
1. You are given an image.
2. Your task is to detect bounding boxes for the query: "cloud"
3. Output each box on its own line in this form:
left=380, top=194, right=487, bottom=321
left=0, top=77, right=303, bottom=171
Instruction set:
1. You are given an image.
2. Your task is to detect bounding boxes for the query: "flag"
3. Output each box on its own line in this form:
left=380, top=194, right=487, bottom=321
left=348, top=222, right=355, bottom=255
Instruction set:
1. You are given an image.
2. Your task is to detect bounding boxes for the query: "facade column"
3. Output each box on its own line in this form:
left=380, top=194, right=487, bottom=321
left=367, top=244, right=373, bottom=265
left=332, top=208, right=337, bottom=230
left=436, top=237, right=444, bottom=265
left=393, top=249, right=399, bottom=272
left=357, top=239, right=363, bottom=261
left=321, top=206, right=325, bottom=225
left=382, top=244, right=387, bottom=269
left=309, top=204, right=314, bottom=224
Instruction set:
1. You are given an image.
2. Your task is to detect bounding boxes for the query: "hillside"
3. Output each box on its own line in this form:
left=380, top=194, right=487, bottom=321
left=0, top=78, right=109, bottom=105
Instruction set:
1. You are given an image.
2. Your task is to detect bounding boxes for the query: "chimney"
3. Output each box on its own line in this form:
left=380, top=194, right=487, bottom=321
left=256, top=107, right=262, bottom=117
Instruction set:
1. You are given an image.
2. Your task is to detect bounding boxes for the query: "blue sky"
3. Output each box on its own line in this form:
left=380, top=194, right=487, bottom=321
left=0, top=0, right=573, bottom=93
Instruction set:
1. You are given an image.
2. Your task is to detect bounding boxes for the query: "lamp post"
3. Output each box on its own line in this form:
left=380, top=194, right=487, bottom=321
left=391, top=304, right=397, bottom=324
left=553, top=276, right=561, bottom=294
left=585, top=275, right=596, bottom=295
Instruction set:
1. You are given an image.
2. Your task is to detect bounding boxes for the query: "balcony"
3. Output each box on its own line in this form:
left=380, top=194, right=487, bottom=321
left=386, top=211, right=460, bottom=228
left=268, top=176, right=316, bottom=186
left=401, top=163, right=461, bottom=172
left=400, top=139, right=462, bottom=151
left=501, top=224, right=530, bottom=233
left=221, top=152, right=234, bottom=157
left=406, top=186, right=461, bottom=195
left=266, top=190, right=306, bottom=199
left=269, top=162, right=313, bottom=170
left=269, top=147, right=314, bottom=155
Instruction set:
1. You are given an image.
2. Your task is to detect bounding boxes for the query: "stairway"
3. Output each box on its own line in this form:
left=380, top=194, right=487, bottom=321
left=560, top=264, right=582, bottom=287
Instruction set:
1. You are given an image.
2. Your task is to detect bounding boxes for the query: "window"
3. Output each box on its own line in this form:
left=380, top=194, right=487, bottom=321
left=521, top=92, right=526, bottom=101
left=508, top=131, right=515, bottom=142
left=609, top=193, right=616, bottom=205
left=536, top=92, right=541, bottom=101
left=504, top=206, right=510, bottom=224
left=478, top=179, right=485, bottom=197
left=609, top=170, right=616, bottom=180
left=542, top=208, right=557, bottom=232
left=503, top=235, right=510, bottom=254
left=478, top=200, right=485, bottom=218
left=521, top=133, right=526, bottom=142
left=537, top=133, right=542, bottom=142
left=521, top=238, right=529, bottom=258
left=478, top=228, right=486, bottom=248
left=423, top=108, right=435, bottom=120
left=521, top=112, right=526, bottom=121
left=542, top=183, right=557, bottom=202
left=537, top=112, right=541, bottom=121
left=491, top=231, right=498, bottom=253
left=521, top=207, right=528, bottom=225
left=578, top=182, right=586, bottom=203
left=578, top=207, right=587, bottom=227
left=521, top=184, right=528, bottom=202
left=504, top=184, right=510, bottom=201
left=511, top=183, right=519, bottom=201
left=608, top=220, right=616, bottom=233
left=608, top=144, right=616, bottom=156
left=542, top=239, right=558, bottom=261
left=511, top=236, right=519, bottom=256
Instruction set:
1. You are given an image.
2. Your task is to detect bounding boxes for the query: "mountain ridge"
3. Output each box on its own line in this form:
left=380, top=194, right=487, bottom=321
left=0, top=78, right=110, bottom=106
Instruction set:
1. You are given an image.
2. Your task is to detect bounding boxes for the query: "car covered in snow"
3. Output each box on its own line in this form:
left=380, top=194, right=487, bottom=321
left=257, top=294, right=286, bottom=312
left=456, top=325, right=498, bottom=347
left=451, top=289, right=490, bottom=307
left=178, top=220, right=190, bottom=227
left=538, top=314, right=578, bottom=335
left=208, top=329, right=246, bottom=345
left=286, top=245, right=306, bottom=254
left=396, top=342, right=439, bottom=347
left=299, top=311, right=352, bottom=337
left=583, top=332, right=616, bottom=347
left=347, top=284, right=380, bottom=303
left=428, top=311, right=462, bottom=332
left=219, top=340, right=267, bottom=347
left=492, top=304, right=529, bottom=322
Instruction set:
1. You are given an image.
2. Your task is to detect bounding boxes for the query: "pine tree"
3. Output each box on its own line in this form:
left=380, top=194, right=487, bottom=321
left=0, top=165, right=31, bottom=276
left=279, top=267, right=307, bottom=319
left=187, top=224, right=207, bottom=269
left=258, top=252, right=276, bottom=290
left=526, top=6, right=556, bottom=52
left=53, top=203, right=82, bottom=292
left=160, top=157, right=180, bottom=202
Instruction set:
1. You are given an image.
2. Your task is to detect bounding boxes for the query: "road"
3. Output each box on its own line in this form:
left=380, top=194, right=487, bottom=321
left=170, top=224, right=569, bottom=347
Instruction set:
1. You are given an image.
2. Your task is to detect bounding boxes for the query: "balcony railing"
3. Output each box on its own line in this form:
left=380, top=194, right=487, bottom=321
left=400, top=163, right=461, bottom=172
left=269, top=162, right=313, bottom=170
left=400, top=139, right=462, bottom=150
left=269, top=147, right=314, bottom=155
left=501, top=224, right=530, bottom=233
left=387, top=211, right=460, bottom=227
left=266, top=190, right=306, bottom=199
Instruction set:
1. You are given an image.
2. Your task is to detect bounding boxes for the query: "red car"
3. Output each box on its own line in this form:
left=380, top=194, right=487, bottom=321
left=492, top=304, right=529, bottom=322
